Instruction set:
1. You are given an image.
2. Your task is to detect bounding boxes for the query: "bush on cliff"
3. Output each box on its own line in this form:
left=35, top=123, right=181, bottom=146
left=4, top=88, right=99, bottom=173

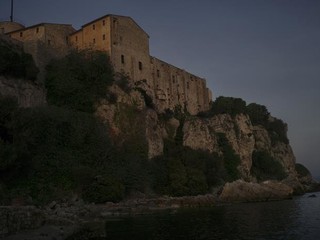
left=198, top=96, right=247, bottom=117
left=45, top=50, right=114, bottom=113
left=217, top=133, right=241, bottom=182
left=151, top=140, right=224, bottom=196
left=0, top=40, right=39, bottom=80
left=251, top=150, right=287, bottom=181
left=295, top=163, right=311, bottom=177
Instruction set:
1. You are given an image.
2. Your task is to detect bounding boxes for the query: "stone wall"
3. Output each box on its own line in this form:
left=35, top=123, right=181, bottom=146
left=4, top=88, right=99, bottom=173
left=69, top=14, right=212, bottom=115
left=0, top=21, right=25, bottom=34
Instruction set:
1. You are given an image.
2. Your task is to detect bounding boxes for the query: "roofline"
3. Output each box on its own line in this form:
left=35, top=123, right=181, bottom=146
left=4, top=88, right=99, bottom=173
left=151, top=56, right=205, bottom=80
left=80, top=14, right=149, bottom=38
left=6, top=22, right=74, bottom=34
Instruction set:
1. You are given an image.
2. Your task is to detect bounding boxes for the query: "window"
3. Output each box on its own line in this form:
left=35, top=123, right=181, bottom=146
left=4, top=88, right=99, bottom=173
left=157, top=69, right=160, bottom=78
left=102, top=20, right=105, bottom=26
left=93, top=38, right=96, bottom=44
left=172, top=76, right=175, bottom=83
left=20, top=32, right=23, bottom=37
left=75, top=36, right=78, bottom=42
left=139, top=61, right=143, bottom=70
left=187, top=82, right=190, bottom=89
left=93, top=24, right=95, bottom=30
left=121, top=55, right=125, bottom=64
left=36, top=27, right=39, bottom=33
left=48, top=40, right=51, bottom=45
left=103, top=34, right=106, bottom=40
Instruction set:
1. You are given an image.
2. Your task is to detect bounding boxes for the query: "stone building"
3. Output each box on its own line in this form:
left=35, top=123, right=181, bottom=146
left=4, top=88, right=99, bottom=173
left=1, top=15, right=212, bottom=114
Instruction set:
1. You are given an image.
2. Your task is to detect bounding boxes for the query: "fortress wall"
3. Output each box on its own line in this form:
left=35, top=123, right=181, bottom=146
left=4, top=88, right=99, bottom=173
left=110, top=16, right=151, bottom=85
left=9, top=25, right=46, bottom=42
left=0, top=21, right=25, bottom=34
left=151, top=57, right=210, bottom=114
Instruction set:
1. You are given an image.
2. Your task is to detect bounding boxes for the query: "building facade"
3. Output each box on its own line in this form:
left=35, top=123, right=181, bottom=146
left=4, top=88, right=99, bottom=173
left=2, top=15, right=212, bottom=114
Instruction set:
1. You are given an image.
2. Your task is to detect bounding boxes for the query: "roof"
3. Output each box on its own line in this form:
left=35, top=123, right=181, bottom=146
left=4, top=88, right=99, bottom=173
left=79, top=14, right=149, bottom=38
left=6, top=22, right=75, bottom=34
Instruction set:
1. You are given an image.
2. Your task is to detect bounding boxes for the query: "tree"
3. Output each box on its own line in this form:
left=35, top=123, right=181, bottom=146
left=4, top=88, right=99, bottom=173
left=45, top=50, right=114, bottom=112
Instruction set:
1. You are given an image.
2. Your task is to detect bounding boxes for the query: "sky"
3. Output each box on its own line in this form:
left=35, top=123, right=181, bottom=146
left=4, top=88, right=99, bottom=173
left=1, top=0, right=320, bottom=178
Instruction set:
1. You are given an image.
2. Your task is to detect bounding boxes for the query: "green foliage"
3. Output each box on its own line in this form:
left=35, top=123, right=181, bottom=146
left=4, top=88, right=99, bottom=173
left=247, top=103, right=288, bottom=144
left=82, top=175, right=125, bottom=203
left=0, top=40, right=39, bottom=80
left=0, top=104, right=117, bottom=204
left=217, top=133, right=241, bottom=182
left=251, top=151, right=287, bottom=181
left=267, top=118, right=289, bottom=144
left=198, top=96, right=247, bottom=118
left=295, top=163, right=311, bottom=177
left=45, top=50, right=114, bottom=112
left=151, top=140, right=223, bottom=197
left=247, top=103, right=270, bottom=126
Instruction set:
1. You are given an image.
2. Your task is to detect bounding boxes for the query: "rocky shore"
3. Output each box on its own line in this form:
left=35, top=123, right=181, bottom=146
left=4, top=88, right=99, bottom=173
left=1, top=179, right=319, bottom=239
left=0, top=194, right=216, bottom=239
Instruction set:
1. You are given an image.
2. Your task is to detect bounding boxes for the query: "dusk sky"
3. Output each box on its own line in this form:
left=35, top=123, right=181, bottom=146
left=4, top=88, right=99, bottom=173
left=1, top=0, right=319, bottom=177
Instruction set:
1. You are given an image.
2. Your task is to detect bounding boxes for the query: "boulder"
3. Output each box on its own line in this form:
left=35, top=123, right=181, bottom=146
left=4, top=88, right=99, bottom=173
left=219, top=180, right=293, bottom=202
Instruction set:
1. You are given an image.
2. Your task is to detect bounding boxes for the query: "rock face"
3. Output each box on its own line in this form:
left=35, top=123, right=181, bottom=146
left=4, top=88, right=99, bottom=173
left=183, top=114, right=255, bottom=178
left=0, top=206, right=45, bottom=237
left=0, top=76, right=46, bottom=107
left=253, top=125, right=296, bottom=176
left=219, top=180, right=293, bottom=202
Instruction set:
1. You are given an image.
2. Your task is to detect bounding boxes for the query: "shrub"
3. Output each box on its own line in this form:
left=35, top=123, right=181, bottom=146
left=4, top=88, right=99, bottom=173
left=82, top=175, right=125, bottom=203
left=295, top=163, right=311, bottom=177
left=0, top=41, right=39, bottom=80
left=199, top=96, right=247, bottom=118
left=45, top=50, right=114, bottom=112
left=246, top=103, right=270, bottom=126
left=217, top=133, right=241, bottom=182
left=251, top=151, right=287, bottom=181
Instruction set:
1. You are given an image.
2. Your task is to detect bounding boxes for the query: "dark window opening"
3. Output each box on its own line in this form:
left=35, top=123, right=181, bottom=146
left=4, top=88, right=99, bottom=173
left=187, top=82, right=190, bottom=89
left=93, top=38, right=96, bottom=44
left=75, top=36, right=78, bottom=42
left=157, top=69, right=160, bottom=77
left=121, top=55, right=125, bottom=64
left=103, top=20, right=105, bottom=26
left=36, top=27, right=39, bottom=33
left=48, top=40, right=51, bottom=45
left=93, top=24, right=95, bottom=30
left=103, top=34, right=106, bottom=40
left=172, top=76, right=175, bottom=83
left=139, top=61, right=143, bottom=70
left=19, top=32, right=23, bottom=37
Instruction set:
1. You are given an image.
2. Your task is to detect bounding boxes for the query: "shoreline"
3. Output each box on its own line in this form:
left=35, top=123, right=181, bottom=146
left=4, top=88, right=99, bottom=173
left=1, top=191, right=319, bottom=239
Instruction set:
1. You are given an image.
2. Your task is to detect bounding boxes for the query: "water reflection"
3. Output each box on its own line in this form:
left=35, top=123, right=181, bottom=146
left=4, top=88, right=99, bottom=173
left=104, top=193, right=320, bottom=240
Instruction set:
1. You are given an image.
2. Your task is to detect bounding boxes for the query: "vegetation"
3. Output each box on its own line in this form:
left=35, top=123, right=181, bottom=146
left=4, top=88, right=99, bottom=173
left=217, top=133, right=241, bottom=182
left=0, top=47, right=297, bottom=205
left=150, top=141, right=224, bottom=197
left=251, top=151, right=287, bottom=181
left=198, top=96, right=289, bottom=145
left=295, top=163, right=311, bottom=177
left=198, top=96, right=247, bottom=118
left=45, top=50, right=114, bottom=113
left=0, top=40, right=39, bottom=80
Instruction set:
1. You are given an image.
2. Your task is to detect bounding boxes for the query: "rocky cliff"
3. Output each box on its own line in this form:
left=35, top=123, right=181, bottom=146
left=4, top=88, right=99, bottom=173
left=95, top=86, right=313, bottom=196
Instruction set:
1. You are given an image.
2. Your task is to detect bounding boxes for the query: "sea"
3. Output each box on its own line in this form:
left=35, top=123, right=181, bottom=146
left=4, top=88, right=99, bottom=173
left=104, top=191, right=320, bottom=240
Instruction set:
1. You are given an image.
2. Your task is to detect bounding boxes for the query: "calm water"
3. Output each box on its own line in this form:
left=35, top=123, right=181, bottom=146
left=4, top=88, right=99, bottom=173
left=104, top=192, right=320, bottom=240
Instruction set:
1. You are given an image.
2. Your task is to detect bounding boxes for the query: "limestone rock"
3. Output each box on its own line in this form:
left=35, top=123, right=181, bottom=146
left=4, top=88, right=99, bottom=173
left=183, top=114, right=255, bottom=178
left=0, top=76, right=46, bottom=107
left=219, top=180, right=293, bottom=202
left=145, top=109, right=164, bottom=159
